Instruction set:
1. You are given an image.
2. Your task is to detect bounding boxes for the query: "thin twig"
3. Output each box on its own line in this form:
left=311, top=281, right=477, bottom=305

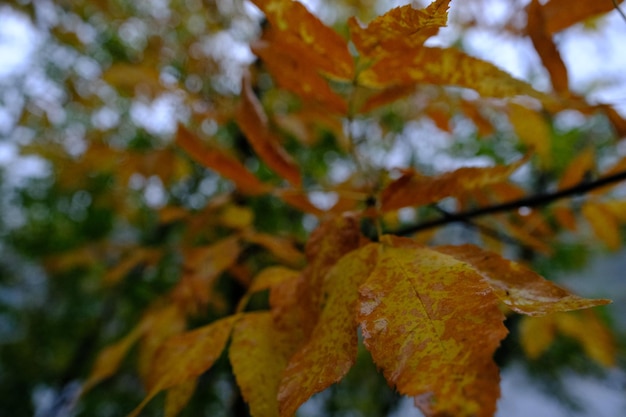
left=390, top=168, right=626, bottom=236
left=613, top=0, right=626, bottom=24
left=432, top=206, right=536, bottom=252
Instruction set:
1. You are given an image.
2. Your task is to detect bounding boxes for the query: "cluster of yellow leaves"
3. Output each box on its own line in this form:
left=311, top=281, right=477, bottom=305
left=89, top=216, right=608, bottom=417
left=520, top=310, right=616, bottom=368
left=76, top=1, right=626, bottom=417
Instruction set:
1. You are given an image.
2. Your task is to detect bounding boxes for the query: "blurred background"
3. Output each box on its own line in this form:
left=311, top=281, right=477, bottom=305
left=0, top=0, right=625, bottom=416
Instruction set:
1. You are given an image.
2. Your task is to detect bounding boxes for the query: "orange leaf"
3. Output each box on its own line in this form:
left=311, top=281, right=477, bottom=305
left=348, top=0, right=450, bottom=57
left=435, top=244, right=611, bottom=315
left=603, top=105, right=626, bottom=139
left=582, top=201, right=622, bottom=250
left=358, top=236, right=506, bottom=417
left=359, top=47, right=551, bottom=102
left=552, top=205, right=578, bottom=231
left=44, top=246, right=98, bottom=273
left=251, top=0, right=354, bottom=80
left=497, top=216, right=554, bottom=255
left=542, top=0, right=624, bottom=34
left=237, top=74, right=302, bottom=186
left=526, top=0, right=570, bottom=95
left=252, top=41, right=348, bottom=114
left=460, top=99, right=494, bottom=137
left=381, top=157, right=527, bottom=211
left=274, top=189, right=326, bottom=215
left=129, top=315, right=240, bottom=417
left=278, top=244, right=379, bottom=417
left=175, top=124, right=270, bottom=195
left=230, top=312, right=300, bottom=417
left=558, top=147, right=595, bottom=190
left=158, top=206, right=189, bottom=224
left=509, top=103, right=552, bottom=168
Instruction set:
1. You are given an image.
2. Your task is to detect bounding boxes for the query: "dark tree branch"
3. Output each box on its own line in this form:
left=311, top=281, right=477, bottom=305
left=432, top=206, right=536, bottom=252
left=613, top=0, right=626, bottom=24
left=390, top=169, right=626, bottom=236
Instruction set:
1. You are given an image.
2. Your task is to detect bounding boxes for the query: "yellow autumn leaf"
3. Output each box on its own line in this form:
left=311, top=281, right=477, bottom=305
left=104, top=247, right=160, bottom=286
left=519, top=315, right=557, bottom=359
left=171, top=237, right=241, bottom=313
left=554, top=310, right=616, bottom=367
left=219, top=204, right=254, bottom=229
left=296, top=215, right=364, bottom=334
left=359, top=47, right=552, bottom=103
left=603, top=200, right=626, bottom=222
left=137, top=305, right=186, bottom=383
left=183, top=236, right=241, bottom=277
left=358, top=236, right=507, bottom=417
left=359, top=84, right=418, bottom=113
left=128, top=315, right=240, bottom=417
left=236, top=266, right=300, bottom=312
left=269, top=270, right=308, bottom=335
left=348, top=0, right=450, bottom=57
left=436, top=244, right=611, bottom=315
left=82, top=322, right=147, bottom=394
left=509, top=103, right=552, bottom=168
left=558, top=148, right=595, bottom=190
left=102, top=63, right=163, bottom=95
left=242, top=230, right=305, bottom=267
left=229, top=312, right=300, bottom=417
left=582, top=201, right=622, bottom=250
left=520, top=311, right=616, bottom=367
left=84, top=305, right=180, bottom=393
left=278, top=244, right=379, bottom=417
left=381, top=157, right=527, bottom=211
left=164, top=379, right=197, bottom=417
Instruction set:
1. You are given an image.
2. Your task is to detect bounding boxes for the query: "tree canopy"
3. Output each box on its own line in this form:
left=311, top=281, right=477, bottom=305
left=0, top=1, right=625, bottom=417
